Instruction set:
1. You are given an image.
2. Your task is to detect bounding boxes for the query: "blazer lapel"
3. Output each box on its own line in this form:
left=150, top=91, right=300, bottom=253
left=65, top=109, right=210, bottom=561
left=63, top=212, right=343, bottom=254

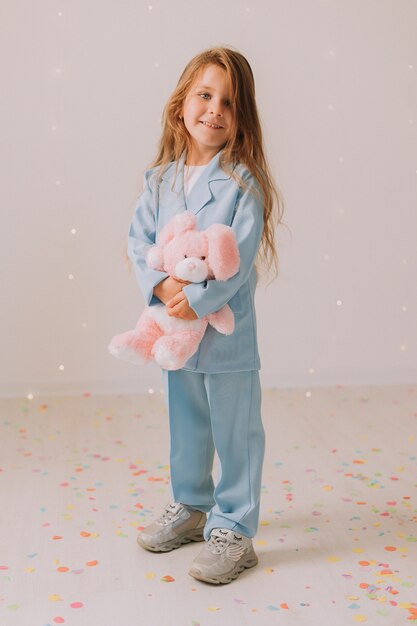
left=160, top=149, right=232, bottom=216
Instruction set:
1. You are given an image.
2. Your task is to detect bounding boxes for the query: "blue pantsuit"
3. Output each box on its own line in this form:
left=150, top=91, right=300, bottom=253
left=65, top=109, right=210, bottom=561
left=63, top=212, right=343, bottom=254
left=128, top=148, right=266, bottom=538
left=163, top=369, right=265, bottom=539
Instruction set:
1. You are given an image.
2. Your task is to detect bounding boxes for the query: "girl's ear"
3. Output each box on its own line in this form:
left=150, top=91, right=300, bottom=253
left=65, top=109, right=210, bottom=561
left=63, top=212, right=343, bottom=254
left=157, top=211, right=196, bottom=246
left=205, top=224, right=240, bottom=281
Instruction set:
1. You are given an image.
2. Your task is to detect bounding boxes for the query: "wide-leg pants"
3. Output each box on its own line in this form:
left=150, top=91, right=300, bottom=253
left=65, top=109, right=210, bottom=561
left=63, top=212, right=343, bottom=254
left=162, top=369, right=265, bottom=540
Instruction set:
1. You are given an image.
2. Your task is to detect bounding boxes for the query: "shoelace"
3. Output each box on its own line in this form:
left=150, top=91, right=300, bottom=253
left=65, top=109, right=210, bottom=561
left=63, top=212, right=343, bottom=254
left=207, top=530, right=243, bottom=554
left=156, top=502, right=182, bottom=525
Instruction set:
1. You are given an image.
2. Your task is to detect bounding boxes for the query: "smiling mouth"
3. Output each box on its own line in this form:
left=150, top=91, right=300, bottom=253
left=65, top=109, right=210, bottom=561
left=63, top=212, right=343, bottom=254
left=200, top=121, right=224, bottom=129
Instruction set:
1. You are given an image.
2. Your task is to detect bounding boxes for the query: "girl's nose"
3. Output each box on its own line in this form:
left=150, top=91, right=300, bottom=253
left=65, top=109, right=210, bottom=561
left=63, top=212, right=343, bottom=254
left=209, top=101, right=223, bottom=116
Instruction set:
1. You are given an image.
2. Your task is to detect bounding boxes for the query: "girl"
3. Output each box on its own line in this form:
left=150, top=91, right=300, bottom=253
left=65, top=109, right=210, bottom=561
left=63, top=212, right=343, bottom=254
left=128, top=46, right=283, bottom=584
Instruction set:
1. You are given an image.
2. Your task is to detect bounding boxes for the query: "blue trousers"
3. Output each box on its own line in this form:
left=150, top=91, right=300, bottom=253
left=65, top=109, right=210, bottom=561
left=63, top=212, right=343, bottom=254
left=162, top=369, right=265, bottom=540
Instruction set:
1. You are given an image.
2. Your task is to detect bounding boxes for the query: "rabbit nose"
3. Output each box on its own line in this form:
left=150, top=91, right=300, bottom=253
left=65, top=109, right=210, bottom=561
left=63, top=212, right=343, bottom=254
left=187, top=261, right=196, bottom=270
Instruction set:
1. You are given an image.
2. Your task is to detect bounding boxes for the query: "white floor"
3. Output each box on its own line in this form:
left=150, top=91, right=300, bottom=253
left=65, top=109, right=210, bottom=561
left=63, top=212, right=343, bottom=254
left=1, top=384, right=416, bottom=626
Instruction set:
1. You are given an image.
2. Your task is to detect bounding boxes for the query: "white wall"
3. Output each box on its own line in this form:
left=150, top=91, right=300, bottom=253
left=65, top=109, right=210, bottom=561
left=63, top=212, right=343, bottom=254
left=1, top=0, right=416, bottom=397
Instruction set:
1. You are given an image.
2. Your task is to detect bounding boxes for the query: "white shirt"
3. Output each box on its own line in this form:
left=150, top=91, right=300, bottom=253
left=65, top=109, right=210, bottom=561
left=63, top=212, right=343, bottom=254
left=184, top=164, right=208, bottom=197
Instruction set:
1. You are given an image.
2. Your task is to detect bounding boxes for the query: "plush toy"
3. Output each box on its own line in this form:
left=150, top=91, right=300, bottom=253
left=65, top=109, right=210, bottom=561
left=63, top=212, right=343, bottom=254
left=108, top=212, right=240, bottom=370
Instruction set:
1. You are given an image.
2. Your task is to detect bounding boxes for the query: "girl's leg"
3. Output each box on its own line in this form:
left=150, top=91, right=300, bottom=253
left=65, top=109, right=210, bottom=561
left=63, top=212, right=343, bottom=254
left=203, top=370, right=265, bottom=540
left=163, top=369, right=216, bottom=512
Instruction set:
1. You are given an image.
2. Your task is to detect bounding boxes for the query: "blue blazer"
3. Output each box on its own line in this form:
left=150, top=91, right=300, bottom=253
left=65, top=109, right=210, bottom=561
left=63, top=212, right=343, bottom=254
left=127, top=148, right=264, bottom=373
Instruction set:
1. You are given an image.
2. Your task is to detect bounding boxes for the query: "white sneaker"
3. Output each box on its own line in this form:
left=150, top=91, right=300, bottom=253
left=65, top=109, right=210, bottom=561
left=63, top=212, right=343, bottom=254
left=137, top=502, right=206, bottom=552
left=188, top=528, right=258, bottom=584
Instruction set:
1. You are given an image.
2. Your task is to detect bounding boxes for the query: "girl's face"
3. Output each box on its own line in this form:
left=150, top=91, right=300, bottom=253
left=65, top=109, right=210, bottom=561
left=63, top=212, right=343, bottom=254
left=182, top=64, right=234, bottom=165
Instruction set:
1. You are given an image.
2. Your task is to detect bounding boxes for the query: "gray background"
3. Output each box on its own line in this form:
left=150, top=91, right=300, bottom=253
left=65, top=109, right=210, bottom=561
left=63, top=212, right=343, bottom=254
left=1, top=0, right=416, bottom=396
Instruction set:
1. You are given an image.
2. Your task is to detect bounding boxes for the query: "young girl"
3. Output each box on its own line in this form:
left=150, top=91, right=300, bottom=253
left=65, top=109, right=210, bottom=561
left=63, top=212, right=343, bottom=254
left=128, top=46, right=283, bottom=584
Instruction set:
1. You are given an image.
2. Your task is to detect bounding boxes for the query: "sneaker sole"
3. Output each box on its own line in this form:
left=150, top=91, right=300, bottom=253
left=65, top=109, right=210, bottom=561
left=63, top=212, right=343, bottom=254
left=188, top=553, right=259, bottom=584
left=137, top=527, right=205, bottom=553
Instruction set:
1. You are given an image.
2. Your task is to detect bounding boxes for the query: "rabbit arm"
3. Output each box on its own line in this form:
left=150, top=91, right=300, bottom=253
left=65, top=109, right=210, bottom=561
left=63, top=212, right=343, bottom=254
left=206, top=304, right=235, bottom=335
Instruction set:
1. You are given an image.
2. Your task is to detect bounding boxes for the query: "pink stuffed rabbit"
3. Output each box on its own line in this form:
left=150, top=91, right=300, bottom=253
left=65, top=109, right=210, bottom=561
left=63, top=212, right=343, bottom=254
left=108, top=212, right=240, bottom=370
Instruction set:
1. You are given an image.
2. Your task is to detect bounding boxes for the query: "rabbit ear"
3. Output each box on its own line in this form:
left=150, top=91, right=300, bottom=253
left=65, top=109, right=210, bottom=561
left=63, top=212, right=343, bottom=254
left=205, top=224, right=240, bottom=280
left=157, top=211, right=196, bottom=247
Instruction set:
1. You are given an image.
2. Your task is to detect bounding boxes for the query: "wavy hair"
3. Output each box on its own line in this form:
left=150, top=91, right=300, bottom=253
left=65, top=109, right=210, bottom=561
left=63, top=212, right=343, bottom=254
left=147, top=46, right=284, bottom=277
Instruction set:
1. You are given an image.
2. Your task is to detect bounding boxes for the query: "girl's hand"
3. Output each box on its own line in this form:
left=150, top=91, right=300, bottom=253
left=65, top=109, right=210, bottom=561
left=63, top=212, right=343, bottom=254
left=166, top=291, right=198, bottom=320
left=153, top=276, right=189, bottom=304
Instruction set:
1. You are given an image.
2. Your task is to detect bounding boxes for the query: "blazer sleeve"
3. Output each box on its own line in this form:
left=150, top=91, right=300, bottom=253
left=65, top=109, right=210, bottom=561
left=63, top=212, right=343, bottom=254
left=182, top=170, right=264, bottom=318
left=127, top=168, right=169, bottom=306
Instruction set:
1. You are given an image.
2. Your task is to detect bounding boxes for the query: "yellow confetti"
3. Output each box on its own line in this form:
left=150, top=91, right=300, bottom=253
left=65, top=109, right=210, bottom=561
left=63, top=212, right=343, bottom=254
left=265, top=567, right=274, bottom=573
left=352, top=547, right=364, bottom=554
left=48, top=594, right=64, bottom=602
left=327, top=555, right=341, bottom=563
left=23, top=567, right=35, bottom=573
left=145, top=572, right=156, bottom=580
left=353, top=616, right=367, bottom=622
left=323, top=485, right=333, bottom=491
left=208, top=607, right=221, bottom=611
left=255, top=540, right=267, bottom=546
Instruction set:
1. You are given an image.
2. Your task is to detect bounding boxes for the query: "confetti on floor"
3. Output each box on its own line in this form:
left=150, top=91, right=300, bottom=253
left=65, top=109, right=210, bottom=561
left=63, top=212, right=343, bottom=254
left=0, top=385, right=416, bottom=625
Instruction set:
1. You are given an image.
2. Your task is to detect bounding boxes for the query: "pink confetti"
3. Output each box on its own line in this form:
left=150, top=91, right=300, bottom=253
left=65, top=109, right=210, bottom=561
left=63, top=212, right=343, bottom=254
left=70, top=602, right=83, bottom=609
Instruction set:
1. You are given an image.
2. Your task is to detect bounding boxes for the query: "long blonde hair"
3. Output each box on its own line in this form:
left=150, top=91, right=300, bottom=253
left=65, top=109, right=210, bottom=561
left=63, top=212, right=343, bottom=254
left=147, top=46, right=284, bottom=277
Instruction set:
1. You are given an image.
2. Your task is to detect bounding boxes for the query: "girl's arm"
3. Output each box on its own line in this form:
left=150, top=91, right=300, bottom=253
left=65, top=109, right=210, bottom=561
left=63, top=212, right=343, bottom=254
left=154, top=276, right=189, bottom=304
left=181, top=170, right=264, bottom=318
left=127, top=169, right=180, bottom=305
left=166, top=290, right=198, bottom=320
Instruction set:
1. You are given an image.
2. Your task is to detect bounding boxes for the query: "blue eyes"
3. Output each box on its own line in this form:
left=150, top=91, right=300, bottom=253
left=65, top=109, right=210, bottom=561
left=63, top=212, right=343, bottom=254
left=199, top=93, right=231, bottom=107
